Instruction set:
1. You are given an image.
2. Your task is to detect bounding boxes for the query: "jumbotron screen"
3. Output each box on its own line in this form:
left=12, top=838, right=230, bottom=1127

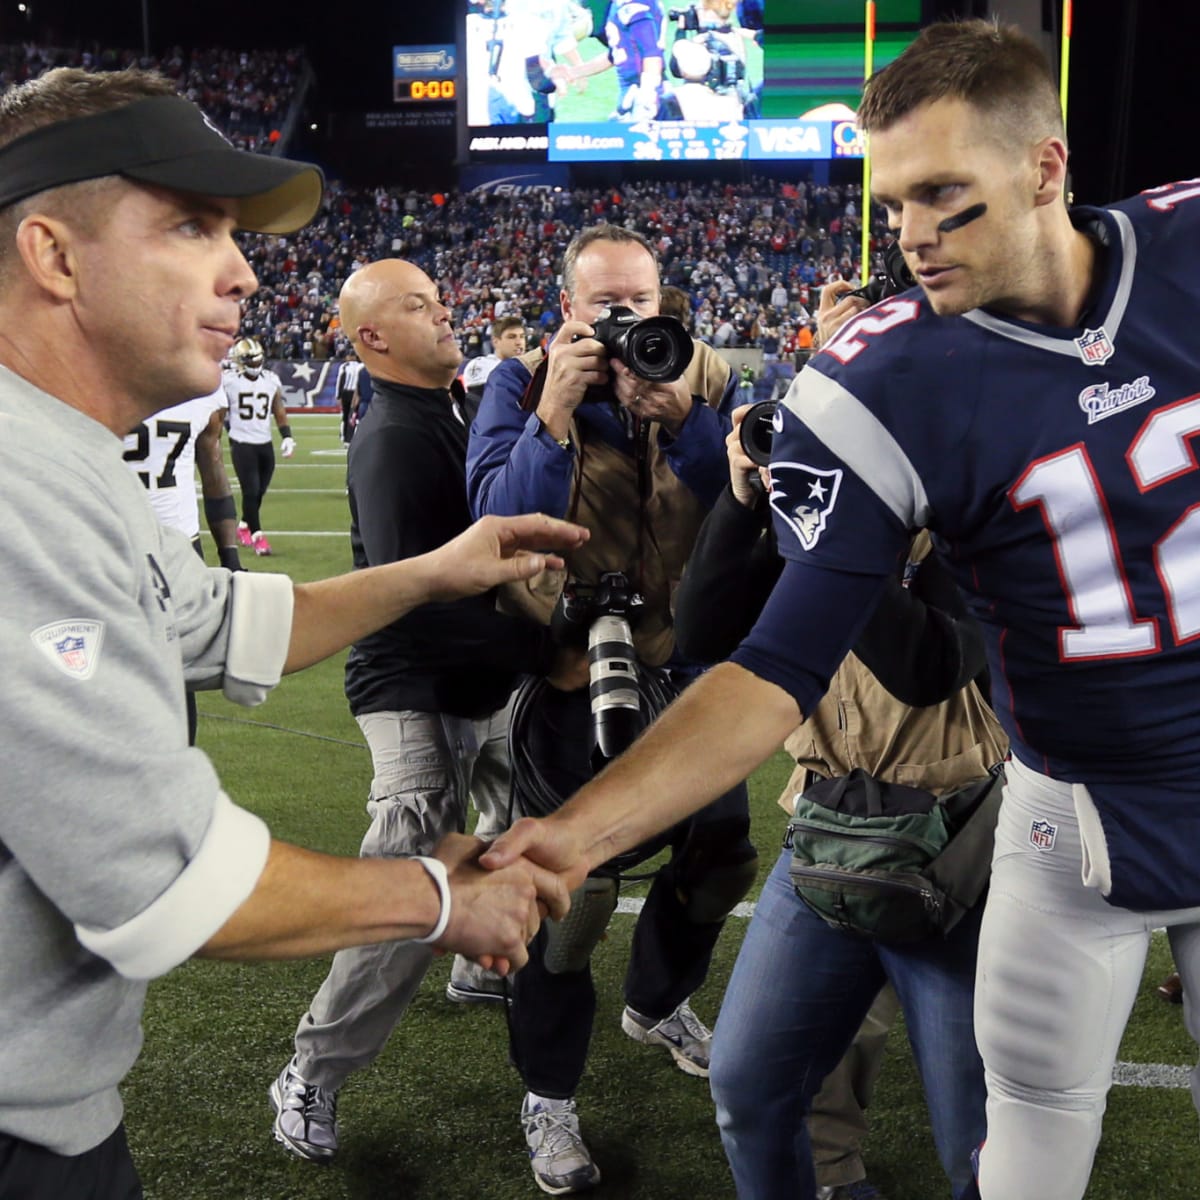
left=461, top=0, right=920, bottom=162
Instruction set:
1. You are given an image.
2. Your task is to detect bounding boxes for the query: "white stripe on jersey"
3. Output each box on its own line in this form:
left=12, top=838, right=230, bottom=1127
left=222, top=368, right=281, bottom=445
left=122, top=389, right=226, bottom=538
left=781, top=368, right=931, bottom=529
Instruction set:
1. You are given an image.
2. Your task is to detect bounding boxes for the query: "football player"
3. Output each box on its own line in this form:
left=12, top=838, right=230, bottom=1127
left=122, top=387, right=243, bottom=570
left=483, top=21, right=1200, bottom=1200
left=221, top=336, right=293, bottom=556
left=123, top=386, right=244, bottom=744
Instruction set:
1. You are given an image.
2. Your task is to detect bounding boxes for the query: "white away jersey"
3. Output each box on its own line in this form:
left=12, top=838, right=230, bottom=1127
left=222, top=367, right=281, bottom=445
left=122, top=389, right=226, bottom=538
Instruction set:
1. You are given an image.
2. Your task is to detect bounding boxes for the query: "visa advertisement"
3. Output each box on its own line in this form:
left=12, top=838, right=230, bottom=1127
left=547, top=116, right=863, bottom=161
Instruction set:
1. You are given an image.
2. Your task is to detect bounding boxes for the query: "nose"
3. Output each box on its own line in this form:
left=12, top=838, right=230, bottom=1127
left=224, top=238, right=258, bottom=300
left=896, top=207, right=939, bottom=256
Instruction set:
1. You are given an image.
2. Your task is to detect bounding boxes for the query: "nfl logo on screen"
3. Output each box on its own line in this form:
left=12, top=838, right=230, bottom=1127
left=1073, top=327, right=1114, bottom=365
left=1029, top=818, right=1058, bottom=852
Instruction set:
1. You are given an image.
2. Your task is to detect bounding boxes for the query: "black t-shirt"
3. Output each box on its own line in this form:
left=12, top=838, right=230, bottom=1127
left=344, top=377, right=549, bottom=718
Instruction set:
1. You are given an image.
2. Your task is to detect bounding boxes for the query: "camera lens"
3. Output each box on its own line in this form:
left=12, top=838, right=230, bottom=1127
left=738, top=399, right=778, bottom=467
left=624, top=317, right=694, bottom=382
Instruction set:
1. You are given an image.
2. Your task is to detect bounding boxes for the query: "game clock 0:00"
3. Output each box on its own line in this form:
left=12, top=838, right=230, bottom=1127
left=397, top=78, right=456, bottom=102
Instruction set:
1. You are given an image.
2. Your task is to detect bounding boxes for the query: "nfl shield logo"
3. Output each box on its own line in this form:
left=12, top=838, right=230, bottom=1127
left=30, top=619, right=105, bottom=680
left=1029, top=818, right=1058, bottom=852
left=1074, top=327, right=1114, bottom=366
left=55, top=635, right=87, bottom=673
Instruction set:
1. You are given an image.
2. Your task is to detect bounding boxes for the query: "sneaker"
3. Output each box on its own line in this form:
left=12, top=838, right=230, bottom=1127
left=816, top=1182, right=889, bottom=1200
left=446, top=954, right=506, bottom=1004
left=1157, top=971, right=1184, bottom=1004
left=269, top=1057, right=338, bottom=1163
left=252, top=532, right=272, bottom=556
left=236, top=521, right=253, bottom=548
left=521, top=1095, right=600, bottom=1195
left=621, top=999, right=711, bottom=1077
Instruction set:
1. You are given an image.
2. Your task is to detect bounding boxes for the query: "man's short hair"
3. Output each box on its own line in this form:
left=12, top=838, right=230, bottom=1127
left=857, top=19, right=1064, bottom=147
left=658, top=285, right=691, bottom=328
left=561, top=223, right=658, bottom=299
left=491, top=315, right=525, bottom=339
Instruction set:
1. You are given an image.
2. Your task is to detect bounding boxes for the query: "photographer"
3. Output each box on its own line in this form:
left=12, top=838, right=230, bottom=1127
left=673, top=404, right=1005, bottom=1200
left=467, top=224, right=756, bottom=1195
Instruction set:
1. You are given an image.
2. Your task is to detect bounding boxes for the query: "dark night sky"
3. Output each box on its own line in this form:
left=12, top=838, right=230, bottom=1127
left=4, top=0, right=1186, bottom=203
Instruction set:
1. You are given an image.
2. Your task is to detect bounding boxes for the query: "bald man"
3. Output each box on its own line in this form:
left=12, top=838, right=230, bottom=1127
left=270, top=261, right=560, bottom=1164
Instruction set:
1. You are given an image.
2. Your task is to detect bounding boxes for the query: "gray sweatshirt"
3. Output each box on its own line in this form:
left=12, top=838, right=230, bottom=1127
left=1, top=365, right=293, bottom=1155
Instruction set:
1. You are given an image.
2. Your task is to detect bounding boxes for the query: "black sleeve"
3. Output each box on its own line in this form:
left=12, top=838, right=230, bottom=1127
left=853, top=555, right=989, bottom=707
left=674, top=485, right=784, bottom=664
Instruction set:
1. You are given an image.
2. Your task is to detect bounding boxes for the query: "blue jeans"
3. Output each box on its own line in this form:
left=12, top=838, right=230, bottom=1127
left=710, top=849, right=986, bottom=1200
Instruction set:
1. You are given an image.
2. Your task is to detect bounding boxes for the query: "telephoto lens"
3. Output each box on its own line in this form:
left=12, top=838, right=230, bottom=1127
left=587, top=613, right=646, bottom=769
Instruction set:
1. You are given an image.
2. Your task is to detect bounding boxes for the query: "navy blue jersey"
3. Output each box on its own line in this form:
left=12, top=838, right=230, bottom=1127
left=742, top=182, right=1200, bottom=790
left=602, top=0, right=665, bottom=90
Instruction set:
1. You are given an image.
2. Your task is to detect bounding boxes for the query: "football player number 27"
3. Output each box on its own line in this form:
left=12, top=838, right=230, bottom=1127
left=123, top=419, right=192, bottom=489
left=1010, top=394, right=1200, bottom=659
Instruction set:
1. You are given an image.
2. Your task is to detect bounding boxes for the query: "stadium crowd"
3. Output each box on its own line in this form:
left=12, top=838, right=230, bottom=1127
left=0, top=41, right=304, bottom=151
left=235, top=175, right=891, bottom=367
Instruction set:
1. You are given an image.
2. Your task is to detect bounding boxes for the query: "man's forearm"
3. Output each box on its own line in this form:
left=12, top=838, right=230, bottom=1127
left=198, top=840, right=441, bottom=959
left=284, top=554, right=439, bottom=672
left=553, top=661, right=800, bottom=872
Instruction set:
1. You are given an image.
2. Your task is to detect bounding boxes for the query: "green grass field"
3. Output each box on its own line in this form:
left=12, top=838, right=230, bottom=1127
left=553, top=33, right=763, bottom=124
left=123, top=413, right=1200, bottom=1198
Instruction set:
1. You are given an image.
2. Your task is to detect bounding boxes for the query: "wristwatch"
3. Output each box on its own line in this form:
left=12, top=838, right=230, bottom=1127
left=540, top=418, right=571, bottom=450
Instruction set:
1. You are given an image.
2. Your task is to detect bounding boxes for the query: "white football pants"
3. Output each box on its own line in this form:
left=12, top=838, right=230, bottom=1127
left=975, top=755, right=1200, bottom=1199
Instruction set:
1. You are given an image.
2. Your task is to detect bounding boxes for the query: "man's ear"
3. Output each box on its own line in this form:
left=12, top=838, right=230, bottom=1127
left=357, top=324, right=387, bottom=354
left=15, top=214, right=81, bottom=300
left=1032, top=136, right=1069, bottom=209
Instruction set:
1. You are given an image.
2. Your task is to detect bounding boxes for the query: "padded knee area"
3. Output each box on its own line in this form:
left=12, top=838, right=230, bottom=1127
left=975, top=893, right=1114, bottom=1093
left=544, top=875, right=618, bottom=974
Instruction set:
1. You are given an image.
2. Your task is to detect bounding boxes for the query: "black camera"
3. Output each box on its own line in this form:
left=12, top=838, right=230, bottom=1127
left=668, top=6, right=701, bottom=31
left=738, top=398, right=779, bottom=469
left=846, top=240, right=916, bottom=305
left=581, top=304, right=694, bottom=384
left=551, top=573, right=647, bottom=765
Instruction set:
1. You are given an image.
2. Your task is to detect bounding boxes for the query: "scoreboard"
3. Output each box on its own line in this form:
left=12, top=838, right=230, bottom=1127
left=394, top=44, right=457, bottom=106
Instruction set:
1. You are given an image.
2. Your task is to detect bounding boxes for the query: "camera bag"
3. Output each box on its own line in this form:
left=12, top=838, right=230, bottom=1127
left=784, top=765, right=1004, bottom=944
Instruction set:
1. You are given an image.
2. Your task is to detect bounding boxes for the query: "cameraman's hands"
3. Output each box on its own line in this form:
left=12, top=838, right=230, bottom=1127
left=727, top=405, right=768, bottom=508
left=817, top=279, right=868, bottom=349
left=537, top=320, right=609, bottom=441
left=611, top=358, right=692, bottom=436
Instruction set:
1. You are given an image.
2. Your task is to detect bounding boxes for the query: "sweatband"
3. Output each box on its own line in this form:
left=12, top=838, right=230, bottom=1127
left=412, top=856, right=452, bottom=944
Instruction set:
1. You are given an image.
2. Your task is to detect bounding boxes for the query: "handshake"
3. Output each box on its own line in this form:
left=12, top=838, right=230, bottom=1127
left=423, top=812, right=592, bottom=977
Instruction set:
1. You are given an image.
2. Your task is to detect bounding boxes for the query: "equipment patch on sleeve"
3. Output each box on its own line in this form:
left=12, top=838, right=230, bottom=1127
left=30, top=619, right=105, bottom=680
left=769, top=461, right=843, bottom=551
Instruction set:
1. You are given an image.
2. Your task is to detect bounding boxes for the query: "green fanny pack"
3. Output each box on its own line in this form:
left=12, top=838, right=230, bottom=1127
left=784, top=765, right=1005, bottom=944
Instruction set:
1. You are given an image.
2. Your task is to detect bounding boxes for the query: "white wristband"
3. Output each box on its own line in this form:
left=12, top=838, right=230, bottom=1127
left=412, top=856, right=451, bottom=944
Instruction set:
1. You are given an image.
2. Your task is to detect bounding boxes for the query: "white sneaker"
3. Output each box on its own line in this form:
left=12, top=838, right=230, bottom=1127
left=520, top=1094, right=601, bottom=1195
left=621, top=998, right=712, bottom=1077
left=446, top=954, right=507, bottom=1004
left=269, top=1057, right=338, bottom=1163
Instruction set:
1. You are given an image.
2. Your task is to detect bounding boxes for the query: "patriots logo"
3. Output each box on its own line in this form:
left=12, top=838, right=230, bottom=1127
left=769, top=461, right=843, bottom=551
